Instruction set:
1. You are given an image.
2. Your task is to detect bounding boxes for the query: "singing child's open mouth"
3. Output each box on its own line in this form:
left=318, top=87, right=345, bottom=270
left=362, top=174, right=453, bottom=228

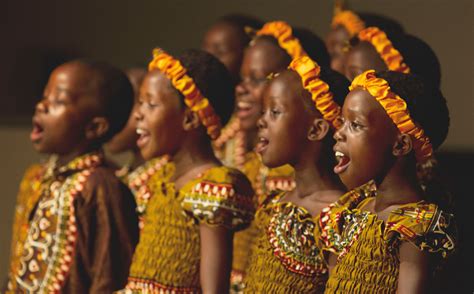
left=334, top=150, right=351, bottom=174
left=30, top=119, right=44, bottom=143
left=136, top=128, right=151, bottom=149
left=255, top=136, right=269, bottom=154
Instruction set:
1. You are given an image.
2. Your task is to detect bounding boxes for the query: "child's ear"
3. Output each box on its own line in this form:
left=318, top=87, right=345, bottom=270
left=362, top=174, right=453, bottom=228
left=85, top=117, right=109, bottom=140
left=307, top=118, right=330, bottom=141
left=392, top=133, right=413, bottom=157
left=182, top=108, right=200, bottom=131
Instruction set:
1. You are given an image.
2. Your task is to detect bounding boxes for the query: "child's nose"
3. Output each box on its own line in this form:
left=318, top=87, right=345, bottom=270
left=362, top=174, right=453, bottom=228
left=235, top=80, right=249, bottom=97
left=35, top=99, right=47, bottom=114
left=134, top=107, right=143, bottom=121
left=257, top=114, right=267, bottom=130
left=333, top=125, right=346, bottom=141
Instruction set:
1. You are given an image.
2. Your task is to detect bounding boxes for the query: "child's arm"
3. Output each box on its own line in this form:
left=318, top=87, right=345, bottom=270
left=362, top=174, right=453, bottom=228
left=397, top=242, right=430, bottom=294
left=77, top=171, right=139, bottom=292
left=327, top=252, right=338, bottom=274
left=199, top=225, right=233, bottom=294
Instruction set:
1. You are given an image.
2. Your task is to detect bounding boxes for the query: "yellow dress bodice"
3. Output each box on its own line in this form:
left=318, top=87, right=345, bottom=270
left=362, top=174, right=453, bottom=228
left=243, top=193, right=328, bottom=293
left=125, top=162, right=255, bottom=293
left=319, top=181, right=456, bottom=294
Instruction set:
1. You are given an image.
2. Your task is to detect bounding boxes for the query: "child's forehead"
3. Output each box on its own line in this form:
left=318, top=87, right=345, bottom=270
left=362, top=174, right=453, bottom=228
left=47, top=63, right=100, bottom=96
left=266, top=72, right=304, bottom=101
left=344, top=89, right=387, bottom=119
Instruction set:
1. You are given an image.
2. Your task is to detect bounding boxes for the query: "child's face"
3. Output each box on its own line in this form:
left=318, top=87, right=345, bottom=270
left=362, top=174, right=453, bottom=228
left=256, top=71, right=314, bottom=168
left=326, top=25, right=351, bottom=74
left=31, top=63, right=100, bottom=155
left=333, top=88, right=398, bottom=189
left=106, top=68, right=145, bottom=154
left=344, top=42, right=387, bottom=81
left=202, top=22, right=244, bottom=80
left=135, top=70, right=185, bottom=160
left=235, top=39, right=288, bottom=132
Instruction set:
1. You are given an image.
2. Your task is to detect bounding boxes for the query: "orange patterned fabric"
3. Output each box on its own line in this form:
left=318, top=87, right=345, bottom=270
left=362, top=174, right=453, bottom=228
left=350, top=70, right=433, bottom=162
left=358, top=27, right=410, bottom=73
left=148, top=48, right=222, bottom=140
left=256, top=21, right=307, bottom=60
left=332, top=10, right=366, bottom=37
left=289, top=55, right=342, bottom=128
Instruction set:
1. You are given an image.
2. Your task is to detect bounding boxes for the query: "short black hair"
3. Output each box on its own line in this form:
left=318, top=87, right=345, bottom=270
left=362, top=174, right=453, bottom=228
left=358, top=12, right=405, bottom=36
left=177, top=49, right=235, bottom=126
left=375, top=71, right=449, bottom=149
left=293, top=27, right=330, bottom=68
left=217, top=14, right=264, bottom=45
left=350, top=29, right=441, bottom=89
left=75, top=60, right=134, bottom=143
left=319, top=66, right=351, bottom=107
left=391, top=34, right=441, bottom=88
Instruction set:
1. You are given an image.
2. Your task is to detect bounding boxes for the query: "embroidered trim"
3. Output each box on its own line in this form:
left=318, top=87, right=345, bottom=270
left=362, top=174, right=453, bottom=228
left=125, top=277, right=200, bottom=293
left=267, top=204, right=327, bottom=276
left=127, top=156, right=171, bottom=229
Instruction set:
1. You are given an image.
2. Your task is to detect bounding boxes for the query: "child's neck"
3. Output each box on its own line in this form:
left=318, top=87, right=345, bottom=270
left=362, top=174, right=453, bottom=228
left=283, top=151, right=345, bottom=216
left=374, top=159, right=423, bottom=210
left=292, top=157, right=344, bottom=200
left=172, top=135, right=220, bottom=189
left=130, top=149, right=145, bottom=170
left=56, top=144, right=100, bottom=167
left=243, top=128, right=258, bottom=154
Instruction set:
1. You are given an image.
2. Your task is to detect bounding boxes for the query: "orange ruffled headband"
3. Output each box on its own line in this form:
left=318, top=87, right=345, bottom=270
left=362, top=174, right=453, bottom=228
left=148, top=48, right=221, bottom=140
left=358, top=27, right=410, bottom=73
left=289, top=56, right=342, bottom=129
left=331, top=10, right=366, bottom=37
left=350, top=70, right=433, bottom=162
left=255, top=21, right=307, bottom=60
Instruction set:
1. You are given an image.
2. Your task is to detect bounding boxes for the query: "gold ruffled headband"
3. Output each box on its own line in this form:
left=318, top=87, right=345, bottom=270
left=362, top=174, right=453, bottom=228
left=358, top=27, right=410, bottom=73
left=289, top=56, right=342, bottom=129
left=255, top=21, right=307, bottom=60
left=350, top=70, right=432, bottom=162
left=332, top=10, right=366, bottom=37
left=148, top=48, right=222, bottom=140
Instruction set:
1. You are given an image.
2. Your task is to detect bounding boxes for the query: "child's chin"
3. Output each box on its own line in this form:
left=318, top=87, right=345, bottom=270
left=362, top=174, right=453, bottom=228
left=32, top=142, right=49, bottom=154
left=262, top=156, right=284, bottom=170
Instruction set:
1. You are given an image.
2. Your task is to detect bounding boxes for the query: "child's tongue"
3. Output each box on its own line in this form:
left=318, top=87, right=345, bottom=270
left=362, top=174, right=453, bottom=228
left=334, top=154, right=350, bottom=174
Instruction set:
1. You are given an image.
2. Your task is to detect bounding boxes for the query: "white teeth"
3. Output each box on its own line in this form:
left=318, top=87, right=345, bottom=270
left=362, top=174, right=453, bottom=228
left=335, top=151, right=345, bottom=158
left=237, top=101, right=252, bottom=109
left=136, top=128, right=148, bottom=135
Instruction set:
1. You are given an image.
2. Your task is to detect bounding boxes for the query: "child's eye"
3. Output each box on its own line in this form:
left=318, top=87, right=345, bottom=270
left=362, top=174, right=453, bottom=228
left=51, top=97, right=67, bottom=106
left=147, top=101, right=158, bottom=108
left=270, top=108, right=281, bottom=118
left=350, top=121, right=363, bottom=130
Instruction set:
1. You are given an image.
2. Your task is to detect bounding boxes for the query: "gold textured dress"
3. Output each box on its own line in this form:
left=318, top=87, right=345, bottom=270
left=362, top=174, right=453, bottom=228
left=214, top=118, right=296, bottom=292
left=123, top=162, right=255, bottom=293
left=243, top=192, right=328, bottom=293
left=319, top=181, right=456, bottom=294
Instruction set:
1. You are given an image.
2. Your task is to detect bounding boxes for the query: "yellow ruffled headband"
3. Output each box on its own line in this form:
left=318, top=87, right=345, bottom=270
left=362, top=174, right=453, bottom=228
left=148, top=48, right=222, bottom=140
left=289, top=56, right=342, bottom=129
left=255, top=21, right=307, bottom=60
left=350, top=70, right=433, bottom=162
left=331, top=10, right=366, bottom=37
left=358, top=27, right=410, bottom=73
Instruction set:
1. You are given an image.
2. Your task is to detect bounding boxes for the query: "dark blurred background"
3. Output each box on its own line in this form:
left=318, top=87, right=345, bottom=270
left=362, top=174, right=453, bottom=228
left=1, top=0, right=472, bottom=291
